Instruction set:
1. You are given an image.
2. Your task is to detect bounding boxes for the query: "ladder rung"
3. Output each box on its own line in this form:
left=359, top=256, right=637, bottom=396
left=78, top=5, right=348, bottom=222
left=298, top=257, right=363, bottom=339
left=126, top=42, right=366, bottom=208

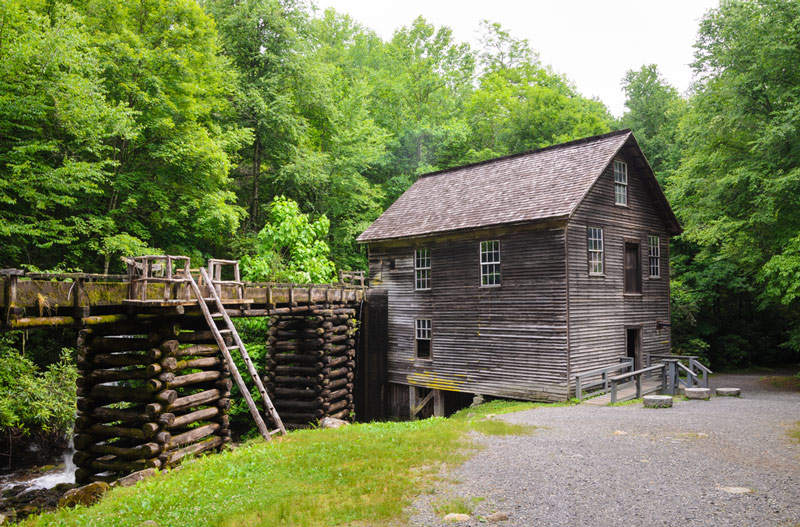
left=218, top=328, right=232, bottom=334
left=227, top=345, right=239, bottom=351
left=269, top=429, right=283, bottom=436
left=210, top=312, right=224, bottom=318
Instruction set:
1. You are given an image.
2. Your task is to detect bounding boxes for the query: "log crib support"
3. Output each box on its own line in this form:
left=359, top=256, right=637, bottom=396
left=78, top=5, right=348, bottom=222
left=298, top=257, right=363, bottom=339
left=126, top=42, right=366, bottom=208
left=265, top=304, right=359, bottom=428
left=73, top=317, right=232, bottom=484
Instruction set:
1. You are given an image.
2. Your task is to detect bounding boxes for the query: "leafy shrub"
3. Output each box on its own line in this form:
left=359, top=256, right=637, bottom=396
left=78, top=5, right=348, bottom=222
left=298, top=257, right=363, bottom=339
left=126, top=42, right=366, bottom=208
left=229, top=318, right=270, bottom=436
left=241, top=196, right=336, bottom=284
left=0, top=344, right=78, bottom=461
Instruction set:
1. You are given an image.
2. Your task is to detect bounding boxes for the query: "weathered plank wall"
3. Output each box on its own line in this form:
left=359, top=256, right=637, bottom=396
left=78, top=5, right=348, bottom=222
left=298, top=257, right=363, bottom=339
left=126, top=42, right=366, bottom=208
left=369, top=223, right=570, bottom=402
left=567, top=145, right=672, bottom=387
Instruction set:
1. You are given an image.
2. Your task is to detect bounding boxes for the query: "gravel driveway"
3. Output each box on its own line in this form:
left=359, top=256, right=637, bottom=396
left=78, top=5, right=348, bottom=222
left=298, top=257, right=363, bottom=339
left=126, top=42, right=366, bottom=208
left=410, top=372, right=800, bottom=527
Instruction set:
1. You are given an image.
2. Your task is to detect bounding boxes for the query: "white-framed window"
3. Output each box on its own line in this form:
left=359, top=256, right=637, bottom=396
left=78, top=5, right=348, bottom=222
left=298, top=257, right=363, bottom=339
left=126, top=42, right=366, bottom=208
left=480, top=240, right=501, bottom=286
left=588, top=227, right=604, bottom=275
left=414, top=248, right=431, bottom=290
left=648, top=235, right=661, bottom=278
left=614, top=160, right=628, bottom=205
left=415, top=319, right=432, bottom=359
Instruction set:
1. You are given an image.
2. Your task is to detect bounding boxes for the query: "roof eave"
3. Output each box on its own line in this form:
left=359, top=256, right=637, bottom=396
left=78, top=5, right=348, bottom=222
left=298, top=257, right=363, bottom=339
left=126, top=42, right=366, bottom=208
left=357, top=215, right=571, bottom=244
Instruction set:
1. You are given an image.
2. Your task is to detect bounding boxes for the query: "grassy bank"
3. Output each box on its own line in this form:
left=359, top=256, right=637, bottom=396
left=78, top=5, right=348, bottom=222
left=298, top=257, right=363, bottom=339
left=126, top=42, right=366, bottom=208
left=25, top=401, right=554, bottom=527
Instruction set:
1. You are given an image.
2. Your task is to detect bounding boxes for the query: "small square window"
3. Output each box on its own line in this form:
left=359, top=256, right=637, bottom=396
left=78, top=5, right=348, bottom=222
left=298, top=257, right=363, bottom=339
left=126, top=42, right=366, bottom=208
left=648, top=235, right=660, bottom=278
left=614, top=160, right=628, bottom=206
left=587, top=227, right=604, bottom=274
left=480, top=240, right=501, bottom=286
left=414, top=249, right=431, bottom=290
left=415, top=319, right=431, bottom=359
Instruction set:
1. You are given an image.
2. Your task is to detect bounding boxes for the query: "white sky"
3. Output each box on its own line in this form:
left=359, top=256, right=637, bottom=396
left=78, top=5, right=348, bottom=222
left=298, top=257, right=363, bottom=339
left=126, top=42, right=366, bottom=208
left=313, top=0, right=720, bottom=117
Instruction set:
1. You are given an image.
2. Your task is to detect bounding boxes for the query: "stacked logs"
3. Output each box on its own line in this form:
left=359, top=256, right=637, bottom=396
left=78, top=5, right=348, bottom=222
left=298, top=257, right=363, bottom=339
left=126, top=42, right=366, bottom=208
left=74, top=321, right=232, bottom=483
left=265, top=305, right=358, bottom=428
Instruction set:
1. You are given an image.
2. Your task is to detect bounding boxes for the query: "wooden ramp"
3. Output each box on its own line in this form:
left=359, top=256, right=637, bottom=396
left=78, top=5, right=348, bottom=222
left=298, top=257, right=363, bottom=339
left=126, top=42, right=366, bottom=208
left=582, top=378, right=663, bottom=406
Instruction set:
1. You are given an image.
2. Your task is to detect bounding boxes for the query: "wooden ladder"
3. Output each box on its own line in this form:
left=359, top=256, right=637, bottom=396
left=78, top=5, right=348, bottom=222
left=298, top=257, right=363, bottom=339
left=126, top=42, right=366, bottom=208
left=185, top=267, right=286, bottom=441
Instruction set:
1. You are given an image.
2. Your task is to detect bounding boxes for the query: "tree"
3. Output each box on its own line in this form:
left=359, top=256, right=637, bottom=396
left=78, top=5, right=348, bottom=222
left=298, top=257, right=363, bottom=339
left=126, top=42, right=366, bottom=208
left=242, top=196, right=335, bottom=283
left=466, top=22, right=613, bottom=156
left=620, top=65, right=685, bottom=181
left=0, top=0, right=132, bottom=270
left=79, top=0, right=250, bottom=271
left=372, top=16, right=476, bottom=180
left=667, top=0, right=800, bottom=363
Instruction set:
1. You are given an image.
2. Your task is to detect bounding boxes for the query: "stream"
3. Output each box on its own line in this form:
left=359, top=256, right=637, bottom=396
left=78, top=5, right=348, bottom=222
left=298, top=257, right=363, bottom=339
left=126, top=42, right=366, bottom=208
left=0, top=437, right=77, bottom=521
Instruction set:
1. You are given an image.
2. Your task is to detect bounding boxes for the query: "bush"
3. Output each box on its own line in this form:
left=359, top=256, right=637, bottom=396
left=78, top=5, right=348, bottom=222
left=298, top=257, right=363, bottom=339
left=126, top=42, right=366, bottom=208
left=229, top=318, right=270, bottom=437
left=0, top=344, right=78, bottom=462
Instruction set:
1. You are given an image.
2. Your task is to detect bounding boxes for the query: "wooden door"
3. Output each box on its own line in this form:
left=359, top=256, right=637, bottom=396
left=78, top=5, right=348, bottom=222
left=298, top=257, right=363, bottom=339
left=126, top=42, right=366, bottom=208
left=626, top=327, right=642, bottom=370
left=624, top=242, right=641, bottom=294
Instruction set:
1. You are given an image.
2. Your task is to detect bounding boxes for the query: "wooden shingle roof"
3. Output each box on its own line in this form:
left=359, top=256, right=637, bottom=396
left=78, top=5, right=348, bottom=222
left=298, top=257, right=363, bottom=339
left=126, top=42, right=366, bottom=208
left=358, top=129, right=680, bottom=242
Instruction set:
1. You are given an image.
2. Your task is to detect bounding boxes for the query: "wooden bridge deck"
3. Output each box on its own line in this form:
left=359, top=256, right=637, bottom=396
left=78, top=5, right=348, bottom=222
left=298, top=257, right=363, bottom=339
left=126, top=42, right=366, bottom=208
left=0, top=270, right=364, bottom=330
left=582, top=378, right=663, bottom=405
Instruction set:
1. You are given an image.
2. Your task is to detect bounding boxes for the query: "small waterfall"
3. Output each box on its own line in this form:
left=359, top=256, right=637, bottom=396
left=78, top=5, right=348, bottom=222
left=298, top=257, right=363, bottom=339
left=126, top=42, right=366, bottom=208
left=27, top=434, right=76, bottom=489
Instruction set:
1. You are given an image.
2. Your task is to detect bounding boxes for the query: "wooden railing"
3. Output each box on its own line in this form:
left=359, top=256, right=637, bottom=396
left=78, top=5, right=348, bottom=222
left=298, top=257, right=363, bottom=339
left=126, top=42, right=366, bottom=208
left=606, top=356, right=714, bottom=403
left=574, top=357, right=634, bottom=400
left=0, top=264, right=366, bottom=330
left=608, top=363, right=667, bottom=403
left=645, top=354, right=712, bottom=388
left=339, top=270, right=366, bottom=288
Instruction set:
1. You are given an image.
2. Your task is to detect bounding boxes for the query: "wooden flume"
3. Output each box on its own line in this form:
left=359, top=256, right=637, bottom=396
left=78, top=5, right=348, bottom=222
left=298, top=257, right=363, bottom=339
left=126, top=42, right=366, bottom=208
left=2, top=256, right=363, bottom=484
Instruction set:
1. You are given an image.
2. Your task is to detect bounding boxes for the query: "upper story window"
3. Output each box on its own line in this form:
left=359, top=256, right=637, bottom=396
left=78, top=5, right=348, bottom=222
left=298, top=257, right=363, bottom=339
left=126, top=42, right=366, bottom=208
left=614, top=160, right=628, bottom=206
left=587, top=227, right=604, bottom=275
left=480, top=240, right=501, bottom=286
left=415, top=318, right=432, bottom=359
left=648, top=235, right=661, bottom=278
left=414, top=248, right=431, bottom=290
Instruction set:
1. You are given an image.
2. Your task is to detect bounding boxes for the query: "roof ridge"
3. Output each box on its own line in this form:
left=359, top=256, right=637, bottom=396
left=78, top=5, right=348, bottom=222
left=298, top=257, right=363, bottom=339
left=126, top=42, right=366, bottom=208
left=419, top=129, right=632, bottom=180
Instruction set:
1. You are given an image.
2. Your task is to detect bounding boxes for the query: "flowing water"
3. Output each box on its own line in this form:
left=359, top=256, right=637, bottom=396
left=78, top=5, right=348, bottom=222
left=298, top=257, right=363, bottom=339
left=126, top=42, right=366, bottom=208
left=2, top=435, right=76, bottom=491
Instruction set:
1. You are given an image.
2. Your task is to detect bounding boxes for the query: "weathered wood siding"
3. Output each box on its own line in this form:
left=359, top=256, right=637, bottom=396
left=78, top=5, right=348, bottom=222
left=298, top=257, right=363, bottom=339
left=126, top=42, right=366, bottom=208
left=566, top=152, right=672, bottom=387
left=369, top=225, right=569, bottom=401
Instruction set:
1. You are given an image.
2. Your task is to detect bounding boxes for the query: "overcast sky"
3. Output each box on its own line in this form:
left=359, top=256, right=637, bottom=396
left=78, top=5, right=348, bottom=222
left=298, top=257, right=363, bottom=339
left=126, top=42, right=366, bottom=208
left=313, top=0, right=720, bottom=117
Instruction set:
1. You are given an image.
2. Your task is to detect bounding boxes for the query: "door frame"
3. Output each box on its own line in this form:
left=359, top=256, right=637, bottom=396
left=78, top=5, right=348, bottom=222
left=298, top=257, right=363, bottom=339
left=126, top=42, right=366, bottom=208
left=625, top=325, right=643, bottom=370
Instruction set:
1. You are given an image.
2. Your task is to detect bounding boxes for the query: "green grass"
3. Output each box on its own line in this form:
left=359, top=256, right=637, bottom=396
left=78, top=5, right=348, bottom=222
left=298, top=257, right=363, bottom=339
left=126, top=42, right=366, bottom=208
left=761, top=375, right=800, bottom=392
left=431, top=496, right=484, bottom=517
left=23, top=400, right=548, bottom=527
left=608, top=397, right=643, bottom=407
left=789, top=422, right=800, bottom=444
left=608, top=395, right=687, bottom=407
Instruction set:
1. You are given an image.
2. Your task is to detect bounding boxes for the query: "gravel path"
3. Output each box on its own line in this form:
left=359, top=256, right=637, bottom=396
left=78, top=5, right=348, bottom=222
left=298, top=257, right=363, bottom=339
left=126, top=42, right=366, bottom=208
left=410, top=372, right=800, bottom=527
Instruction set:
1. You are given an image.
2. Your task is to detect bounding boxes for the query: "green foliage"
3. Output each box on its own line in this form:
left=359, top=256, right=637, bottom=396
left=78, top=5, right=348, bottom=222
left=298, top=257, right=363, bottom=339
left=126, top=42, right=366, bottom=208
left=0, top=0, right=248, bottom=272
left=242, top=197, right=336, bottom=283
left=0, top=344, right=77, bottom=456
left=467, top=21, right=613, bottom=156
left=228, top=317, right=269, bottom=432
left=619, top=64, right=686, bottom=181
left=663, top=0, right=800, bottom=364
left=0, top=0, right=131, bottom=269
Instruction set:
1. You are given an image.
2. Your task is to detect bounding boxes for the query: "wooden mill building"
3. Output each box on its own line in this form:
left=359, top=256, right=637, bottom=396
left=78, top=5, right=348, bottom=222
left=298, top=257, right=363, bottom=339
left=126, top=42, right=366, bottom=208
left=357, top=130, right=681, bottom=416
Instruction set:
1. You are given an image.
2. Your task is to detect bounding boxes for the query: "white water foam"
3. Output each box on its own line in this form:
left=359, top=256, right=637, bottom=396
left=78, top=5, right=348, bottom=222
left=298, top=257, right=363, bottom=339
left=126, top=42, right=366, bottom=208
left=26, top=435, right=76, bottom=490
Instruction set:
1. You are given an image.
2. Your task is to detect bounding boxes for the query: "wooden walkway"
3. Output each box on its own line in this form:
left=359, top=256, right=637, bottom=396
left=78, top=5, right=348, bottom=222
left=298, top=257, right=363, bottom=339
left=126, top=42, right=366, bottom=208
left=582, top=378, right=663, bottom=405
left=0, top=267, right=365, bottom=330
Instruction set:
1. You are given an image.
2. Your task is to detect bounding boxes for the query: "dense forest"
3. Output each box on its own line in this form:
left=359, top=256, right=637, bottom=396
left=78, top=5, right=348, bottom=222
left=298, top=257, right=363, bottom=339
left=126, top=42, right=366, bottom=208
left=0, top=0, right=798, bottom=446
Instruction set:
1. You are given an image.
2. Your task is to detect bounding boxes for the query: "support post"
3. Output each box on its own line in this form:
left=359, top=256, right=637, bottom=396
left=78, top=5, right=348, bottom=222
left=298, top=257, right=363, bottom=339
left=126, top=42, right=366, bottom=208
left=433, top=389, right=444, bottom=417
left=664, top=359, right=678, bottom=396
left=408, top=385, right=418, bottom=419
